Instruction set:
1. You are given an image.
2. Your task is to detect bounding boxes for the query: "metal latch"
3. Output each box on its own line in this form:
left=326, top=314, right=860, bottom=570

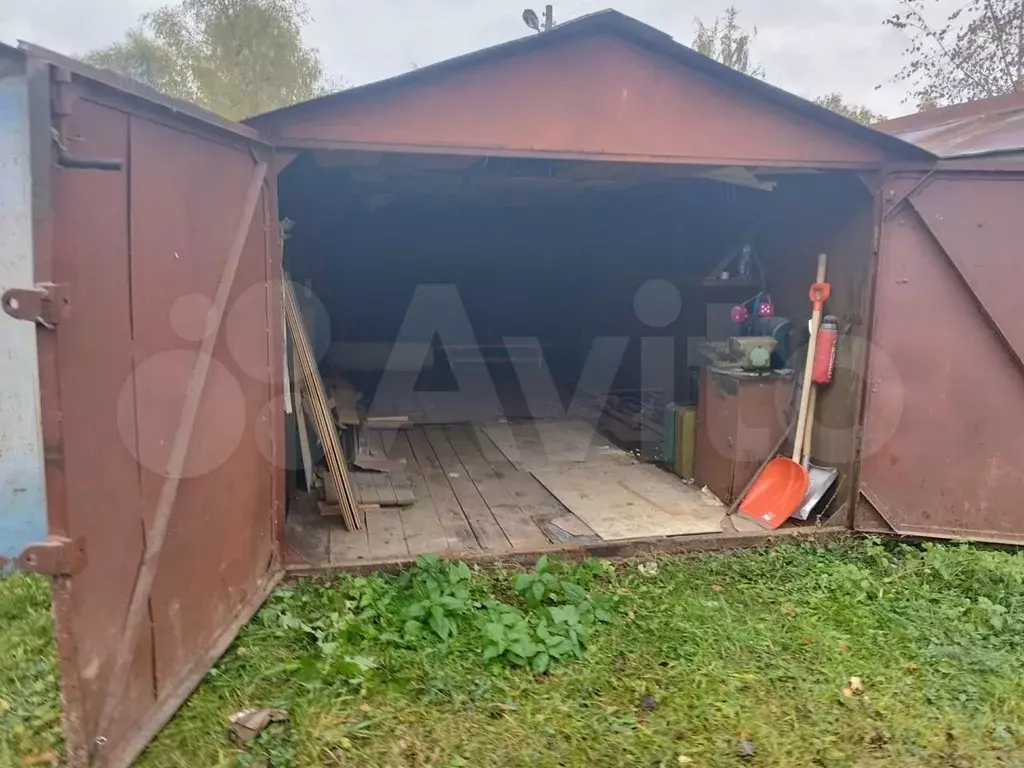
left=52, top=126, right=124, bottom=171
left=18, top=536, right=87, bottom=576
left=1, top=283, right=69, bottom=328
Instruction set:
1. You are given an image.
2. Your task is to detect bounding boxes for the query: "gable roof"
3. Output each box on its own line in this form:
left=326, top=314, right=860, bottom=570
left=875, top=91, right=1024, bottom=158
left=247, top=9, right=930, bottom=161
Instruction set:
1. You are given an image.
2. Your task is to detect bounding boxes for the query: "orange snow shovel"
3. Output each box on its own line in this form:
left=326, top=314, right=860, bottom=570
left=739, top=253, right=830, bottom=529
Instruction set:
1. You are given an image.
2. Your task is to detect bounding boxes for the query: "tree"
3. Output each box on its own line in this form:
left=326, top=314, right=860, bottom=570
left=813, top=92, right=887, bottom=124
left=692, top=7, right=885, bottom=124
left=885, top=0, right=1024, bottom=107
left=692, top=6, right=766, bottom=78
left=84, top=0, right=333, bottom=119
left=85, top=28, right=192, bottom=99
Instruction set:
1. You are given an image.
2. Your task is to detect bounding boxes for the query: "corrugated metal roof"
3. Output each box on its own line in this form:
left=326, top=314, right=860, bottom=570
left=247, top=9, right=931, bottom=161
left=876, top=91, right=1024, bottom=158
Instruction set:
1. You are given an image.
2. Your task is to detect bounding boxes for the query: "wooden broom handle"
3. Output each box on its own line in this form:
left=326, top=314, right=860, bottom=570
left=791, top=253, right=828, bottom=462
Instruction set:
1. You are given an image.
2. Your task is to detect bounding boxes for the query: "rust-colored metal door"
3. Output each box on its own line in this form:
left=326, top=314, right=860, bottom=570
left=12, top=62, right=284, bottom=767
left=857, top=168, right=1024, bottom=543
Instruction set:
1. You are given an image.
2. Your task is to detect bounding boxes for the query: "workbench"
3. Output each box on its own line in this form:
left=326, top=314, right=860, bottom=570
left=694, top=366, right=793, bottom=504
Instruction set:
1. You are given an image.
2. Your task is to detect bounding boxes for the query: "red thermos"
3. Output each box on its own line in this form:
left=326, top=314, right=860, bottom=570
left=813, top=315, right=839, bottom=384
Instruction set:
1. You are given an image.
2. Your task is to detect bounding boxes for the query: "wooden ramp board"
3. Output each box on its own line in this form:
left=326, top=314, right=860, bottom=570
left=482, top=420, right=638, bottom=471
left=530, top=464, right=726, bottom=540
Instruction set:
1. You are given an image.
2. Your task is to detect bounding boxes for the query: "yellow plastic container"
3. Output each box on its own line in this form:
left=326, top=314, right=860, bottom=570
left=674, top=406, right=697, bottom=480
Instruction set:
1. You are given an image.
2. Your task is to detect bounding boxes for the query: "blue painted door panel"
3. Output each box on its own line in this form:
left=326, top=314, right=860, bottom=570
left=0, top=71, right=47, bottom=565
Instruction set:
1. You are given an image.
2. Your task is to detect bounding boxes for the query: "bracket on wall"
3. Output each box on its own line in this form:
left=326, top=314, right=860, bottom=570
left=1, top=283, right=69, bottom=328
left=18, top=536, right=87, bottom=576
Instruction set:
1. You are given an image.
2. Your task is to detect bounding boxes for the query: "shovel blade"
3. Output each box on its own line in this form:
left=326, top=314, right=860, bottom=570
left=792, top=465, right=839, bottom=521
left=738, top=458, right=810, bottom=529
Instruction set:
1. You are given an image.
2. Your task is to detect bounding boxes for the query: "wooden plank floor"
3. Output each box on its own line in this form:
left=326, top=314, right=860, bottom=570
left=287, top=424, right=602, bottom=566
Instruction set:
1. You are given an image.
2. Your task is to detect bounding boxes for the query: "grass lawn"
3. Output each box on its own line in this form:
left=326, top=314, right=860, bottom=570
left=3, top=538, right=1024, bottom=767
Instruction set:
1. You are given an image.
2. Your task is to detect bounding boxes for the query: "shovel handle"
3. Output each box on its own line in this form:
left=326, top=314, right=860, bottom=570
left=802, top=384, right=817, bottom=466
left=792, top=253, right=828, bottom=462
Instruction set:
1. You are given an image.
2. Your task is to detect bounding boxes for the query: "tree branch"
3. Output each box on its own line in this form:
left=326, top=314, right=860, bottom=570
left=1016, top=0, right=1024, bottom=88
left=983, top=0, right=1018, bottom=88
left=895, top=0, right=993, bottom=94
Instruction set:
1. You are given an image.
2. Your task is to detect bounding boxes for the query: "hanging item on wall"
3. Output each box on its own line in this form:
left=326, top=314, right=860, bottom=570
left=812, top=315, right=839, bottom=384
left=702, top=239, right=768, bottom=288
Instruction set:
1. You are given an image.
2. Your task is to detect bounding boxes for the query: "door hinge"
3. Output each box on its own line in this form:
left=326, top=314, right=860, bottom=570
left=1, top=283, right=69, bottom=328
left=18, top=536, right=87, bottom=576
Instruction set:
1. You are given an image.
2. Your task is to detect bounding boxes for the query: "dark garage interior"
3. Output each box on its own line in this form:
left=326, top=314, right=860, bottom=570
left=277, top=150, right=875, bottom=566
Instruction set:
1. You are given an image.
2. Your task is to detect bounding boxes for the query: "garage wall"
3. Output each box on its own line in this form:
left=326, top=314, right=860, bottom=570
left=280, top=163, right=872, bottom=436
left=253, top=30, right=891, bottom=168
left=756, top=173, right=876, bottom=518
left=280, top=168, right=752, bottom=401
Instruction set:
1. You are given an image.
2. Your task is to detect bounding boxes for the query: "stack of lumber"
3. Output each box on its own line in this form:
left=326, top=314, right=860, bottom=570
left=284, top=276, right=361, bottom=531
left=284, top=275, right=418, bottom=523
left=599, top=392, right=666, bottom=445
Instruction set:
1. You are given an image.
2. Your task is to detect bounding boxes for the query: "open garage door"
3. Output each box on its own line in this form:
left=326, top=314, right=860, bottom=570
left=857, top=168, right=1024, bottom=543
left=5, top=55, right=284, bottom=767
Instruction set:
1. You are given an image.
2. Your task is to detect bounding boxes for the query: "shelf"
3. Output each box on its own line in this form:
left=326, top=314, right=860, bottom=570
left=700, top=278, right=762, bottom=289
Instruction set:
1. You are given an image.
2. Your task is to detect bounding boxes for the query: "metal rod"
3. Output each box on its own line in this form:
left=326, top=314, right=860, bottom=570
left=57, top=153, right=124, bottom=171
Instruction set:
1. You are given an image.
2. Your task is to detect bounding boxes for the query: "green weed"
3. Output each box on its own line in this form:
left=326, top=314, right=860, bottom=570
left=398, top=555, right=476, bottom=642
left=5, top=539, right=1024, bottom=767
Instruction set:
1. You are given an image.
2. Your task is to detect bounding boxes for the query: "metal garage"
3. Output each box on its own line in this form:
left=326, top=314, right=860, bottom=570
left=2, top=11, right=1023, bottom=767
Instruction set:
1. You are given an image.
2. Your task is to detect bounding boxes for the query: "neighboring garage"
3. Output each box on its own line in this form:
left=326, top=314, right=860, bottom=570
left=2, top=9, right=1023, bottom=768
left=863, top=94, right=1024, bottom=542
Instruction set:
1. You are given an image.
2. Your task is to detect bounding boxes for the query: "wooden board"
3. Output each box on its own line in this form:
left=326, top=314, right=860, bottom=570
left=548, top=514, right=597, bottom=538
left=443, top=425, right=550, bottom=549
left=388, top=432, right=451, bottom=555
left=365, top=506, right=409, bottom=559
left=353, top=455, right=406, bottom=473
left=424, top=426, right=511, bottom=551
left=366, top=416, right=411, bottom=428
left=530, top=464, right=726, bottom=540
left=471, top=424, right=592, bottom=539
left=482, top=420, right=637, bottom=471
left=406, top=429, right=481, bottom=552
left=329, top=510, right=371, bottom=563
left=284, top=276, right=360, bottom=530
left=293, top=354, right=314, bottom=492
left=350, top=470, right=415, bottom=506
left=352, top=471, right=380, bottom=505
left=330, top=379, right=361, bottom=426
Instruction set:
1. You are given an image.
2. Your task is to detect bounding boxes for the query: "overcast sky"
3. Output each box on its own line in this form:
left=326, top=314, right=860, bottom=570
left=2, top=0, right=918, bottom=118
